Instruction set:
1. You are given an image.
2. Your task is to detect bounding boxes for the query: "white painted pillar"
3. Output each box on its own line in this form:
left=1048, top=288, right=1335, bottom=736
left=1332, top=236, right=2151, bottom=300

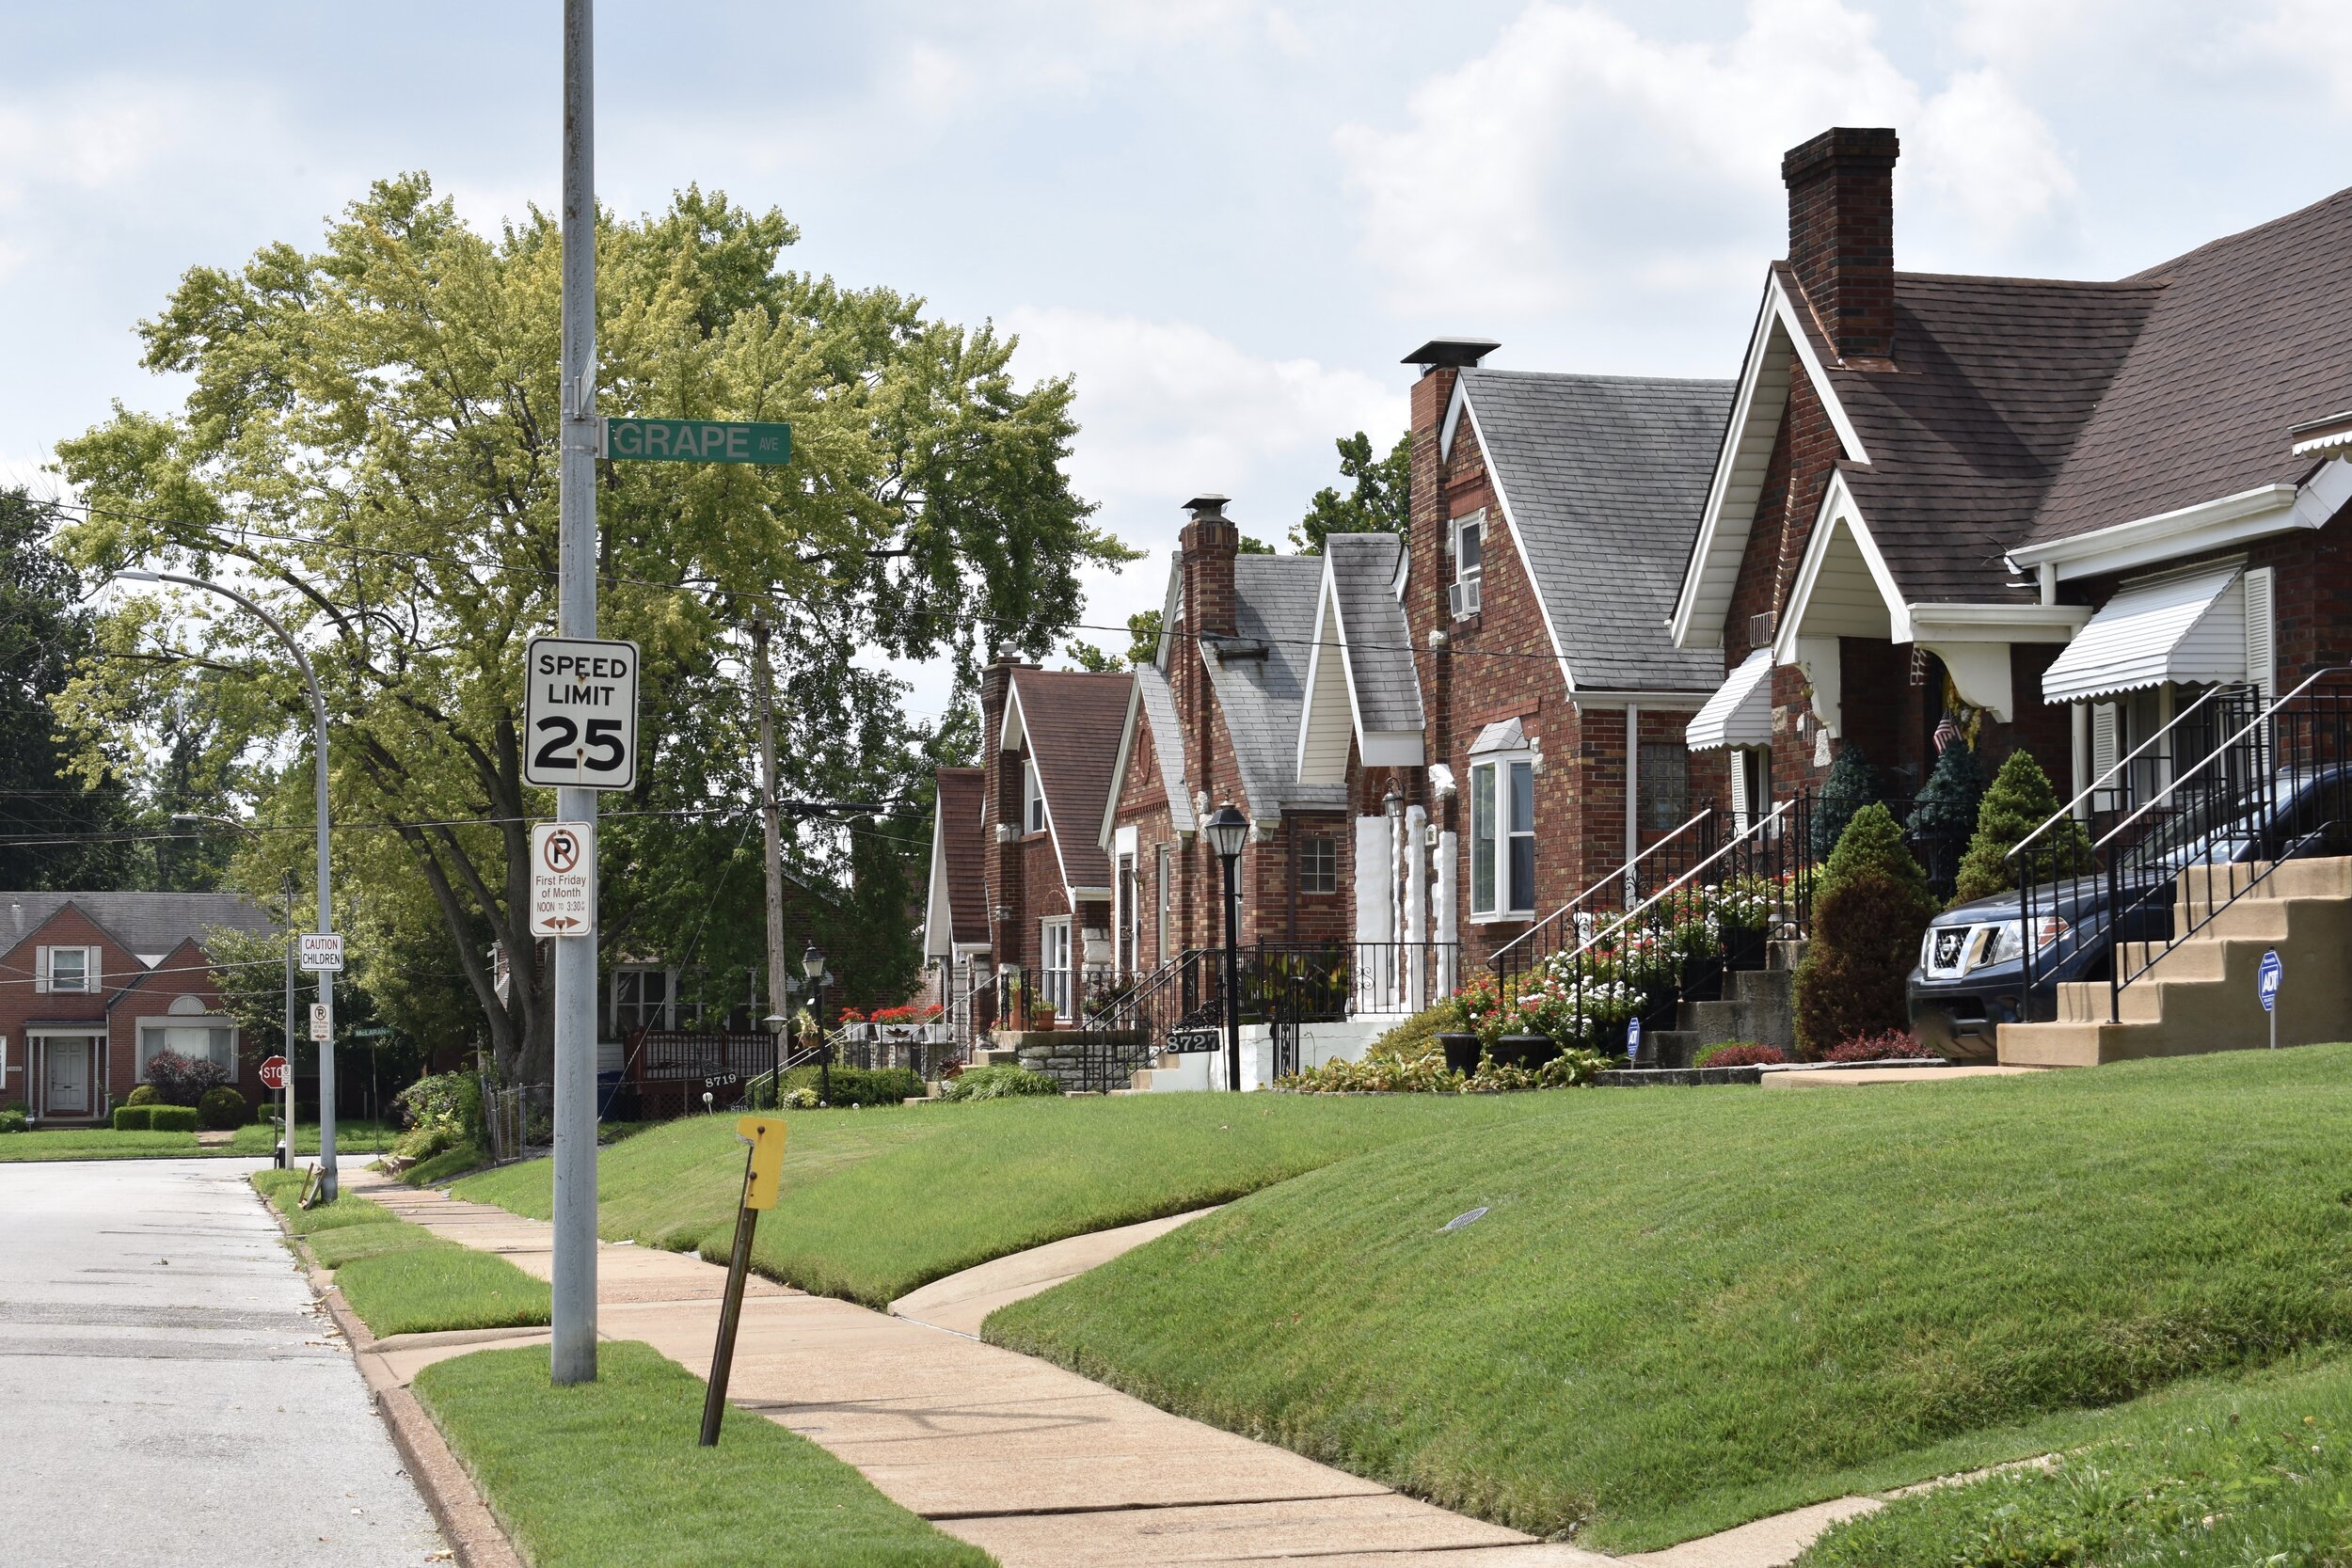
left=1404, top=803, right=1428, bottom=1012
left=1434, top=831, right=1458, bottom=997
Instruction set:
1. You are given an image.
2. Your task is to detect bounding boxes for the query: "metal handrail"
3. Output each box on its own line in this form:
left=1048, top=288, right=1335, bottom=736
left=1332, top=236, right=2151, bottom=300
left=2008, top=681, right=2248, bottom=868
left=2095, top=668, right=2347, bottom=850
left=1556, top=799, right=1795, bottom=974
left=1490, top=804, right=1716, bottom=965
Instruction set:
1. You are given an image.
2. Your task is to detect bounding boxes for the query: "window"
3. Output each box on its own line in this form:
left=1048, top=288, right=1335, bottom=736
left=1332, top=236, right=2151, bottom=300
left=1638, top=742, right=1690, bottom=832
left=1731, top=747, right=1771, bottom=833
left=1449, top=512, right=1484, bottom=619
left=1300, top=834, right=1338, bottom=895
left=1155, top=846, right=1172, bottom=963
left=1470, top=756, right=1535, bottom=918
left=137, top=1020, right=232, bottom=1078
left=612, top=967, right=673, bottom=1036
left=1040, top=918, right=1073, bottom=1016
left=1023, top=759, right=1045, bottom=834
left=39, top=945, right=97, bottom=993
left=1117, top=855, right=1137, bottom=974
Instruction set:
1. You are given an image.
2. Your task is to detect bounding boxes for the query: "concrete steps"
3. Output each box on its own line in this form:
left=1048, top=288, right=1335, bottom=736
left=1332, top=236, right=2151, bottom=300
left=1999, top=856, right=2352, bottom=1067
left=1645, top=940, right=1806, bottom=1068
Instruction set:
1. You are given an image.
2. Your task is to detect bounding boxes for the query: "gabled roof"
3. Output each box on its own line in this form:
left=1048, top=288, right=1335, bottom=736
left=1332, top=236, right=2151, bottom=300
left=923, top=767, right=988, bottom=957
left=1203, top=556, right=1347, bottom=822
left=1454, top=370, right=1735, bottom=690
left=108, top=935, right=220, bottom=1005
left=1100, top=663, right=1196, bottom=851
left=2025, top=185, right=2352, bottom=548
left=0, top=892, right=277, bottom=968
left=1003, top=667, right=1132, bottom=895
left=1297, top=532, right=1423, bottom=784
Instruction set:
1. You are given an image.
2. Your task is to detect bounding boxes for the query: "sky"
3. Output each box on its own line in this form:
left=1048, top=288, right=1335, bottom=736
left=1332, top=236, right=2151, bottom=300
left=7, top=0, right=2352, bottom=724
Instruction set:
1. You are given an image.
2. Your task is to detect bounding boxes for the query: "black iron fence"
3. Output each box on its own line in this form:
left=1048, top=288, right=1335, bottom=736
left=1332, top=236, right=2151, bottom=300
left=2014, top=672, right=2352, bottom=1022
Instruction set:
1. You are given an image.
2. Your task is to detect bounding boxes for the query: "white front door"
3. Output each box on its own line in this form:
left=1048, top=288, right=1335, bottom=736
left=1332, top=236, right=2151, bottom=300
left=44, top=1038, right=92, bottom=1117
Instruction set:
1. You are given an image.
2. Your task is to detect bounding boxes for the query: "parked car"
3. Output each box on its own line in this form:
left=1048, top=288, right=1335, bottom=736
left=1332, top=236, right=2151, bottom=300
left=1909, top=766, right=2352, bottom=1059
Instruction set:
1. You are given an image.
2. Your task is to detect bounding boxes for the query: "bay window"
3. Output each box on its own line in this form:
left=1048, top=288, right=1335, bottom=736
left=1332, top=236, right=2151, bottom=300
left=1040, top=918, right=1073, bottom=1017
left=1470, top=754, right=1535, bottom=919
left=137, top=1019, right=233, bottom=1078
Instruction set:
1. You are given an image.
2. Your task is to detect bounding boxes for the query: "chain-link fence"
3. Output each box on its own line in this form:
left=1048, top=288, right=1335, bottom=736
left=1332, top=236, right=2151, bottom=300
left=480, top=1082, right=552, bottom=1166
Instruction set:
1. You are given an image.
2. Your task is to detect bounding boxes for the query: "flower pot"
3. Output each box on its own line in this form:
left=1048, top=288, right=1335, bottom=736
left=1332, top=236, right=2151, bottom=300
left=1437, top=1032, right=1482, bottom=1075
left=1493, top=1032, right=1558, bottom=1069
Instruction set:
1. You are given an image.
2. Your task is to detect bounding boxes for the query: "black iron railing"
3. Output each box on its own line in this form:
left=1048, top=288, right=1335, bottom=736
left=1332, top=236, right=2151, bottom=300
left=2015, top=672, right=2352, bottom=1022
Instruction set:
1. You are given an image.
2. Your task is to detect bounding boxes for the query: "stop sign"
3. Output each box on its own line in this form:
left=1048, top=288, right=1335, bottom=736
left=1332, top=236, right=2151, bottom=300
left=259, top=1055, right=289, bottom=1090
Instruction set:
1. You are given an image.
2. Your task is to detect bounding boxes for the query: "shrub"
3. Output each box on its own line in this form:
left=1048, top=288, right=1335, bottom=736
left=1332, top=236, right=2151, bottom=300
left=124, top=1083, right=162, bottom=1107
left=1810, top=743, right=1877, bottom=862
left=783, top=1085, right=821, bottom=1110
left=1365, top=1001, right=1458, bottom=1059
left=394, top=1123, right=458, bottom=1162
left=148, top=1105, right=200, bottom=1132
left=112, top=1104, right=153, bottom=1131
left=1822, top=1028, right=1937, bottom=1063
left=938, top=1064, right=1062, bottom=1101
left=0, top=1108, right=25, bottom=1133
left=1955, top=747, right=2092, bottom=904
left=1795, top=803, right=1937, bottom=1057
left=197, top=1085, right=249, bottom=1131
left=396, top=1070, right=485, bottom=1146
left=1905, top=734, right=1984, bottom=841
left=1695, top=1041, right=1788, bottom=1069
left=144, top=1049, right=230, bottom=1106
left=1280, top=1041, right=1610, bottom=1094
left=778, top=1064, right=924, bottom=1108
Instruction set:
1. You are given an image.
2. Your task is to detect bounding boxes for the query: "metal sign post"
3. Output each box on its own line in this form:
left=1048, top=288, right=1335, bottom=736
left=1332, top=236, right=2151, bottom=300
left=2259, top=947, right=2282, bottom=1050
left=701, top=1116, right=787, bottom=1445
left=530, top=821, right=598, bottom=936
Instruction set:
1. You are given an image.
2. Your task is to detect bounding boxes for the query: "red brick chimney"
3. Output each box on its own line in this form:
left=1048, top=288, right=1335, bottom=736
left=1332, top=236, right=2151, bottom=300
left=1179, top=494, right=1239, bottom=642
left=1782, top=128, right=1899, bottom=362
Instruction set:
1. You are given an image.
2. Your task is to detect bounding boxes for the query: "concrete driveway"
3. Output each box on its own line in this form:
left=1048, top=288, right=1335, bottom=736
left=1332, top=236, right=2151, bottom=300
left=0, top=1158, right=446, bottom=1568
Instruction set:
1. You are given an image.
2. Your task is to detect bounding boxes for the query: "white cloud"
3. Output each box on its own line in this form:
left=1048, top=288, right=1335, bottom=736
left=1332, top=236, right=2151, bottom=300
left=2256, top=0, right=2352, bottom=109
left=1335, top=0, right=2077, bottom=316
left=0, top=79, right=257, bottom=204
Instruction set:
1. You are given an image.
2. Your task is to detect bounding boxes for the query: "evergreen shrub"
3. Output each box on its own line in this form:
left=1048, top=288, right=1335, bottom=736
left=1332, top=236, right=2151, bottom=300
left=1955, top=748, right=2092, bottom=904
left=1810, top=744, right=1878, bottom=862
left=0, top=1108, right=24, bottom=1133
left=197, top=1086, right=249, bottom=1130
left=1693, top=1041, right=1788, bottom=1069
left=1794, top=803, right=1937, bottom=1057
left=112, top=1105, right=152, bottom=1131
left=124, top=1084, right=162, bottom=1107
left=938, top=1065, right=1061, bottom=1101
left=147, top=1105, right=199, bottom=1132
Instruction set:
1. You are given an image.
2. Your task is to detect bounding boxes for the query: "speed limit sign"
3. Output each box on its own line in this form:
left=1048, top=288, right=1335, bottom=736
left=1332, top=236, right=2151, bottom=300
left=524, top=636, right=641, bottom=790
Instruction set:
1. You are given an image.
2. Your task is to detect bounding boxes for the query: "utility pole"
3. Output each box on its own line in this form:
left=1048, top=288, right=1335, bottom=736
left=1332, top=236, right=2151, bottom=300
left=550, top=0, right=600, bottom=1386
left=751, top=609, right=791, bottom=1070
left=282, top=868, right=297, bottom=1169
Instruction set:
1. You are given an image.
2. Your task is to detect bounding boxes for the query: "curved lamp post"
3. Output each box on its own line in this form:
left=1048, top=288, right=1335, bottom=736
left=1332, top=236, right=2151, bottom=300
left=1202, top=804, right=1249, bottom=1092
left=123, top=569, right=341, bottom=1198
left=802, top=942, right=829, bottom=1104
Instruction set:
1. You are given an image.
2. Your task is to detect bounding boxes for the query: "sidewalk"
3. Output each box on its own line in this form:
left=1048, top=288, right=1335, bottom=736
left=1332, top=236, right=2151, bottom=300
left=349, top=1170, right=1609, bottom=1567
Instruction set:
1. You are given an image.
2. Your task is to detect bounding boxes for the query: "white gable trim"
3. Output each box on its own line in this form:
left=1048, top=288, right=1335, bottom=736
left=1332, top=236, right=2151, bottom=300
left=2007, top=461, right=2352, bottom=582
left=1671, top=269, right=1870, bottom=650
left=1295, top=566, right=1356, bottom=785
left=923, top=807, right=957, bottom=959
left=1459, top=388, right=1579, bottom=697
left=1439, top=375, right=1470, bottom=463
left=1100, top=682, right=1147, bottom=854
left=1772, top=472, right=1907, bottom=654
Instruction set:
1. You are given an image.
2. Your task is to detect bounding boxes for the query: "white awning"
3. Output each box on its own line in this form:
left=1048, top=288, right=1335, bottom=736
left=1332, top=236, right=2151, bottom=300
left=2042, top=562, right=2246, bottom=705
left=1685, top=649, right=1773, bottom=751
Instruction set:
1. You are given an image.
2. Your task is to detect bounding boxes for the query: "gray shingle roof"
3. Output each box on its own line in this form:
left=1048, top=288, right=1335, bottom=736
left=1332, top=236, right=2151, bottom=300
left=0, top=892, right=277, bottom=961
left=1324, top=533, right=1423, bottom=734
left=1130, top=663, right=1196, bottom=832
left=1009, top=667, right=1133, bottom=893
left=1204, top=557, right=1347, bottom=821
left=1461, top=371, right=1736, bottom=691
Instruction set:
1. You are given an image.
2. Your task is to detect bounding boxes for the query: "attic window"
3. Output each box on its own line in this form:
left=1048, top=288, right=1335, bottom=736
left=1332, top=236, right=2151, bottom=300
left=1450, top=512, right=1484, bottom=619
left=1024, top=760, right=1046, bottom=834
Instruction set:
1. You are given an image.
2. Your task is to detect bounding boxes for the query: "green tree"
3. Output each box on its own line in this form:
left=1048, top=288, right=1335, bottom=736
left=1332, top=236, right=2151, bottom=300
left=1124, top=609, right=1163, bottom=666
left=1810, top=743, right=1878, bottom=863
left=1793, top=803, right=1935, bottom=1055
left=0, top=489, right=139, bottom=891
left=1906, top=736, right=1983, bottom=895
left=53, top=177, right=1128, bottom=1082
left=1292, top=431, right=1410, bottom=554
left=1238, top=533, right=1277, bottom=555
left=1955, top=749, right=2090, bottom=904
left=1062, top=640, right=1121, bottom=672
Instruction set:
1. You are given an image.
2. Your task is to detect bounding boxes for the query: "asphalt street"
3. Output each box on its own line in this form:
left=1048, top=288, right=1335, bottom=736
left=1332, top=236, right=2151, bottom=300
left=0, top=1158, right=447, bottom=1568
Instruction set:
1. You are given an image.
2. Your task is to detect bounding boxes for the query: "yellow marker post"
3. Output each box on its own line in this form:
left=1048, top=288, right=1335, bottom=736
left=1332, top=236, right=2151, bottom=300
left=700, top=1116, right=787, bottom=1446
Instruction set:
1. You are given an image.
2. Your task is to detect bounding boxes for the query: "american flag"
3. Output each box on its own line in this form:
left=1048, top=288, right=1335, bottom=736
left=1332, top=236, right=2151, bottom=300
left=1933, top=714, right=1962, bottom=753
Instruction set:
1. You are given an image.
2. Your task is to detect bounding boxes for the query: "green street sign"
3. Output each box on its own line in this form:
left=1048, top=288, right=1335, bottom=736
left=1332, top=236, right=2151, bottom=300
left=600, top=417, right=791, bottom=467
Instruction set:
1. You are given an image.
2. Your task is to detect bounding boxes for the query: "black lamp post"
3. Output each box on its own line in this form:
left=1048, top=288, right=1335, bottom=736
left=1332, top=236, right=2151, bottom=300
left=802, top=942, right=829, bottom=1105
left=1202, top=804, right=1249, bottom=1092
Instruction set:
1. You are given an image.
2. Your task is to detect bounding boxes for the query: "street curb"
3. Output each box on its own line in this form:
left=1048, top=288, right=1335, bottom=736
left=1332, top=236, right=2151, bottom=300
left=255, top=1177, right=530, bottom=1568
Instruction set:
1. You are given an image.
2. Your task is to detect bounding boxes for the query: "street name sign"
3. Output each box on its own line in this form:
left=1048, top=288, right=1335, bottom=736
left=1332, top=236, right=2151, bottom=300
left=600, top=418, right=791, bottom=467
left=298, top=933, right=344, bottom=972
left=310, top=1003, right=331, bottom=1041
left=260, top=1055, right=288, bottom=1090
left=524, top=637, right=641, bottom=790
left=530, top=821, right=596, bottom=937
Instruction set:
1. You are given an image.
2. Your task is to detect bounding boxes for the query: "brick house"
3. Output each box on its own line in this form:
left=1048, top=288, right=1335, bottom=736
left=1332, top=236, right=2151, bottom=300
left=920, top=660, right=1132, bottom=1028
left=1672, top=126, right=2352, bottom=820
left=0, top=893, right=277, bottom=1124
left=1343, top=346, right=1736, bottom=972
left=1100, top=496, right=1351, bottom=976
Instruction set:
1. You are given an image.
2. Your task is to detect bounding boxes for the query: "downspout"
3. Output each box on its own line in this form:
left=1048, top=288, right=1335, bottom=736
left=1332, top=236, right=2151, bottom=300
left=1625, top=704, right=1642, bottom=866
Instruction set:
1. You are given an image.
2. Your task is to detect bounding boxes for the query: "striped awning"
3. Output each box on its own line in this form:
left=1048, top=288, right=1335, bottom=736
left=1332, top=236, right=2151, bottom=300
left=1685, top=649, right=1773, bottom=751
left=2042, top=562, right=2245, bottom=705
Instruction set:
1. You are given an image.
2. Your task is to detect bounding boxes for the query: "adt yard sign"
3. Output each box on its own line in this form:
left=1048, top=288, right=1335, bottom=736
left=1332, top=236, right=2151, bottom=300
left=298, top=932, right=344, bottom=972
left=2260, top=948, right=2283, bottom=1012
left=524, top=637, right=640, bottom=790
left=601, top=418, right=790, bottom=467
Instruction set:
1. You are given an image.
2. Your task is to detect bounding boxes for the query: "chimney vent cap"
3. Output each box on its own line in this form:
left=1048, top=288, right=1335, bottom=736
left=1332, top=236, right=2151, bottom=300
left=1781, top=126, right=1899, bottom=184
left=1182, top=493, right=1232, bottom=519
left=1402, top=337, right=1501, bottom=371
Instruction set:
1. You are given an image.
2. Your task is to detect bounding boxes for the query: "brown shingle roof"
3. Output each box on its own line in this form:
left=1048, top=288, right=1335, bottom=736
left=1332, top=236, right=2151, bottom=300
left=1009, top=667, right=1131, bottom=893
left=932, top=767, right=988, bottom=945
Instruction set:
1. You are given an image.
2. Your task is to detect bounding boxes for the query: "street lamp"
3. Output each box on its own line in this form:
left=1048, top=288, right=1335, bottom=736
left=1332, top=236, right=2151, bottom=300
left=130, top=569, right=342, bottom=1199
left=1202, top=803, right=1249, bottom=1092
left=172, top=815, right=302, bottom=1169
left=802, top=942, right=829, bottom=1105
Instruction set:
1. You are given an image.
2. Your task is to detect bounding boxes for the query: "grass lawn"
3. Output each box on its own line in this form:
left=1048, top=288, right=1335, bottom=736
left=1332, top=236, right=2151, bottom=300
left=251, top=1169, right=549, bottom=1338
left=985, top=1047, right=2352, bottom=1553
left=0, top=1127, right=202, bottom=1160
left=231, top=1117, right=399, bottom=1155
left=417, top=1343, right=993, bottom=1567
left=456, top=1092, right=1573, bottom=1307
left=1799, top=1348, right=2352, bottom=1566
